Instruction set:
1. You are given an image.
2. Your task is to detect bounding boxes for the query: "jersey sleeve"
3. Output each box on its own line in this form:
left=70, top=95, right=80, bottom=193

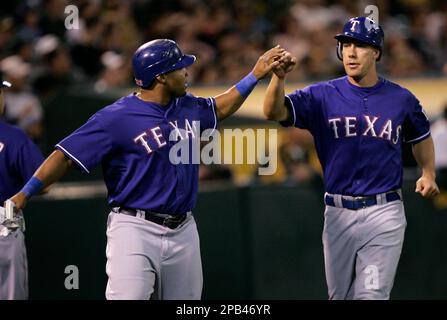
left=279, top=86, right=314, bottom=130
left=196, top=96, right=218, bottom=134
left=15, top=138, right=44, bottom=185
left=402, top=96, right=431, bottom=144
left=56, top=113, right=113, bottom=173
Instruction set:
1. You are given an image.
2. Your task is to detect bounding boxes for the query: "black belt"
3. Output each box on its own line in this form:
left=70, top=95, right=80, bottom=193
left=115, top=207, right=188, bottom=229
left=324, top=191, right=401, bottom=210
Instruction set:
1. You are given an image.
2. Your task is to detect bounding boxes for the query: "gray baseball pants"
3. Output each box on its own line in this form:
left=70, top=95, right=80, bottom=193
left=105, top=211, right=203, bottom=300
left=0, top=228, right=28, bottom=300
left=322, top=197, right=406, bottom=300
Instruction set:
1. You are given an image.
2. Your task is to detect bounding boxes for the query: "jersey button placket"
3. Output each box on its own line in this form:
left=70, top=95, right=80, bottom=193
left=357, top=95, right=371, bottom=194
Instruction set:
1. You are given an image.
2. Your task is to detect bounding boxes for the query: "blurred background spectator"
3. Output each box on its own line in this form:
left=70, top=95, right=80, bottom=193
left=1, top=55, right=44, bottom=143
left=32, top=34, right=84, bottom=100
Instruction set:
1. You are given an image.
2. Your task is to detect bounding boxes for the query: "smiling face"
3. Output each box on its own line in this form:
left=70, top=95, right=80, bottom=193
left=341, top=39, right=380, bottom=82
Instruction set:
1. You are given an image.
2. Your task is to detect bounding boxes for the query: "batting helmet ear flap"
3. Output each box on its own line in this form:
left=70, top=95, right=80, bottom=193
left=336, top=41, right=343, bottom=61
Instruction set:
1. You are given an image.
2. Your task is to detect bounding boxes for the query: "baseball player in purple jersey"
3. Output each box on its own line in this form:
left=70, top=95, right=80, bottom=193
left=0, top=73, right=44, bottom=299
left=7, top=39, right=289, bottom=300
left=264, top=17, right=440, bottom=299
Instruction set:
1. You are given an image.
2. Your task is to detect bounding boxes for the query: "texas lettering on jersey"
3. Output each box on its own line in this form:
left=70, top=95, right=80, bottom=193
left=133, top=119, right=199, bottom=154
left=328, top=115, right=401, bottom=144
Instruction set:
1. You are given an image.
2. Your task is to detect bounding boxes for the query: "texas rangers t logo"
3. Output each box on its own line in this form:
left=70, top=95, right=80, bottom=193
left=350, top=20, right=360, bottom=31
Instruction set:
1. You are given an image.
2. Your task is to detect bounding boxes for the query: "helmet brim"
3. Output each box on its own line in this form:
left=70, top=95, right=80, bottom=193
left=334, top=33, right=381, bottom=48
left=170, top=54, right=196, bottom=72
left=140, top=54, right=197, bottom=87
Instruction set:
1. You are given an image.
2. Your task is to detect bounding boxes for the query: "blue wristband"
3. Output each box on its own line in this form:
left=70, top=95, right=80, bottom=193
left=235, top=72, right=258, bottom=98
left=20, top=176, right=44, bottom=198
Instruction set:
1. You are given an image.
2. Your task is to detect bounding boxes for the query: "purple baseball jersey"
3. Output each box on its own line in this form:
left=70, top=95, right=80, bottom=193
left=281, top=76, right=430, bottom=196
left=0, top=121, right=44, bottom=203
left=56, top=93, right=217, bottom=214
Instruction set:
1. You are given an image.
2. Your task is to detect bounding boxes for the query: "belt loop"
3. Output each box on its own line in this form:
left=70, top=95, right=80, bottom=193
left=396, top=189, right=402, bottom=200
left=136, top=209, right=145, bottom=220
left=334, top=194, right=343, bottom=208
left=376, top=193, right=384, bottom=205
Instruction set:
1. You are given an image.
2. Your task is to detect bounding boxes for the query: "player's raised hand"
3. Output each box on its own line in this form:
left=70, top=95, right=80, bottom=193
left=251, top=45, right=287, bottom=80
left=415, top=176, right=440, bottom=198
left=273, top=52, right=297, bottom=79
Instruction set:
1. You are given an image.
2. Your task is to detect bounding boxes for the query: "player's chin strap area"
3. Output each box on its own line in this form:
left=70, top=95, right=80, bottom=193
left=324, top=189, right=402, bottom=210
left=112, top=207, right=191, bottom=230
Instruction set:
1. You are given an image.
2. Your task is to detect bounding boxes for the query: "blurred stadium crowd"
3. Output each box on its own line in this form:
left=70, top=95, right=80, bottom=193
left=0, top=0, right=446, bottom=189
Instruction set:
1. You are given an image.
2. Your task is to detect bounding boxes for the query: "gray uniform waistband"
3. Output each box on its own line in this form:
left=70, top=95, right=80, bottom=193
left=324, top=189, right=402, bottom=209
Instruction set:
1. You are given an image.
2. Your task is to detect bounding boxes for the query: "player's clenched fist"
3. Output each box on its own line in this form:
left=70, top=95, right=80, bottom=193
left=415, top=176, right=440, bottom=198
left=272, top=51, right=297, bottom=79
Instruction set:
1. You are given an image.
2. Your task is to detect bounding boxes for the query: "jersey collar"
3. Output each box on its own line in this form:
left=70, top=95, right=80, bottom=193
left=344, top=76, right=385, bottom=97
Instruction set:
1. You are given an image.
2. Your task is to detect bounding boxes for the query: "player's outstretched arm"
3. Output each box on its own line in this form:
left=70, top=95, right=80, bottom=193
left=263, top=55, right=297, bottom=122
left=214, top=46, right=288, bottom=121
left=412, top=136, right=440, bottom=198
left=7, top=150, right=73, bottom=210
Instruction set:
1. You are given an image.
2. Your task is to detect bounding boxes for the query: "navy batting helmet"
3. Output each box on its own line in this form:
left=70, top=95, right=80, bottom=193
left=335, top=17, right=384, bottom=61
left=132, top=39, right=196, bottom=88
